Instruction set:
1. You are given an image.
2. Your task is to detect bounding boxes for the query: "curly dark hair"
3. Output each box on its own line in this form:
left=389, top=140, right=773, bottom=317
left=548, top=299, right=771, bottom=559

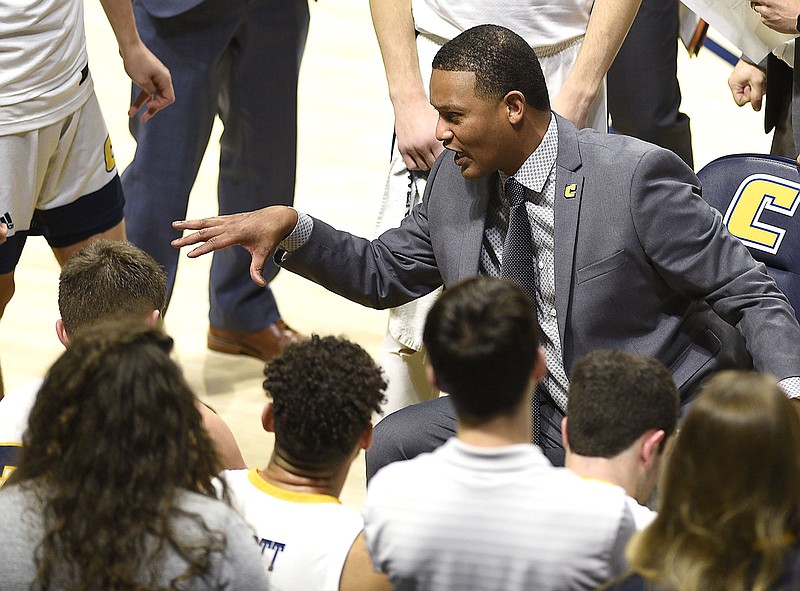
left=11, top=322, right=225, bottom=591
left=263, top=335, right=386, bottom=468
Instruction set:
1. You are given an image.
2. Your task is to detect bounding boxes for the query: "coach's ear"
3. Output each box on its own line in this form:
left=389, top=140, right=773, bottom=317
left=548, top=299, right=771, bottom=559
left=261, top=402, right=275, bottom=433
left=55, top=318, right=70, bottom=348
left=503, top=90, right=526, bottom=125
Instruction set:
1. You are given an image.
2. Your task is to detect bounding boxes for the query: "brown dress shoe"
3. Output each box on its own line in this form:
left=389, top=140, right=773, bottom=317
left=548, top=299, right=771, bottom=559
left=207, top=320, right=301, bottom=362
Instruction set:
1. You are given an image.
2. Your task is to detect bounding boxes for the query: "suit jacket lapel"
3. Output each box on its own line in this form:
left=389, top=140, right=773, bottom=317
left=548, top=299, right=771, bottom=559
left=553, top=115, right=584, bottom=367
left=456, top=172, right=497, bottom=280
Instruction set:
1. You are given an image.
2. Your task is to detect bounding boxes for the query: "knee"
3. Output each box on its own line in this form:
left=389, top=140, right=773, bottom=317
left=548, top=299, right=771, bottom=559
left=366, top=411, right=413, bottom=482
left=366, top=398, right=455, bottom=482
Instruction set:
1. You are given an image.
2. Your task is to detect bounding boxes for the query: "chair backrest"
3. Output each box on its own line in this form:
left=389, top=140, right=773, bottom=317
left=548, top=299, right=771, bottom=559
left=696, top=153, right=800, bottom=315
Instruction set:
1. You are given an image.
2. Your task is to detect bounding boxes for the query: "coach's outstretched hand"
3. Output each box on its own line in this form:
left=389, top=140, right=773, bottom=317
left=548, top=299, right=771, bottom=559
left=172, top=206, right=299, bottom=287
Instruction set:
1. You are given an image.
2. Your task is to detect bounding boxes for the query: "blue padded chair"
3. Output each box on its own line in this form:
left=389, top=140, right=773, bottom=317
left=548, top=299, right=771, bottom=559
left=697, top=153, right=800, bottom=316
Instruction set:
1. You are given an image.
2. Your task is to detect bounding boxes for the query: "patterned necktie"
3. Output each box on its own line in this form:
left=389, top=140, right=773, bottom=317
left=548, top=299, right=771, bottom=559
left=499, top=177, right=542, bottom=446
left=500, top=177, right=537, bottom=302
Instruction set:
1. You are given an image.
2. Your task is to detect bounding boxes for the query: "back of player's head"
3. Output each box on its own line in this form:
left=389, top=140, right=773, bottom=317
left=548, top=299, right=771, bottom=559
left=263, top=335, right=386, bottom=468
left=567, top=350, right=679, bottom=457
left=432, top=24, right=550, bottom=111
left=423, top=277, right=541, bottom=422
left=58, top=240, right=166, bottom=337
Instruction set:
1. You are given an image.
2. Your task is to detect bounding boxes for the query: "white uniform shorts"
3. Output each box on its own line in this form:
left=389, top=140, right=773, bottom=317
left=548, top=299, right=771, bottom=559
left=0, top=91, right=124, bottom=273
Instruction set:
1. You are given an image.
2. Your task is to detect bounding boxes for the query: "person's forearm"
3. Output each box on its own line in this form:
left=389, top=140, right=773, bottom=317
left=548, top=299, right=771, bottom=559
left=98, top=0, right=143, bottom=56
left=562, top=0, right=642, bottom=104
left=369, top=0, right=427, bottom=110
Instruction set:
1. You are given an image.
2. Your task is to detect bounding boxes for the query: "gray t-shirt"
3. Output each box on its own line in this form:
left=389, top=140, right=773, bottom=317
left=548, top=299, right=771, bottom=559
left=0, top=482, right=268, bottom=590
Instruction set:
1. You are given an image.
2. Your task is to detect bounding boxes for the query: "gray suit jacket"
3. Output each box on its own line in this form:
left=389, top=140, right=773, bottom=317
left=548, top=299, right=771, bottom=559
left=281, top=116, right=800, bottom=397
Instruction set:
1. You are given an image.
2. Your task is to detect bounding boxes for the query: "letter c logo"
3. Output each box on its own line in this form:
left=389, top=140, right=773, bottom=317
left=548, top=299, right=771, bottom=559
left=723, top=174, right=800, bottom=255
left=104, top=135, right=116, bottom=173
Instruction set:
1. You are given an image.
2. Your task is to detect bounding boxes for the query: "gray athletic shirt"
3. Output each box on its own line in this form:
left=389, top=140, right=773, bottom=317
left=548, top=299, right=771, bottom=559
left=0, top=482, right=268, bottom=590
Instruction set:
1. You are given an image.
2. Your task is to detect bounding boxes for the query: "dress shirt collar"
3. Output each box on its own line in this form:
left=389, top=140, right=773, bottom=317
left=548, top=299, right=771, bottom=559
left=499, top=113, right=558, bottom=194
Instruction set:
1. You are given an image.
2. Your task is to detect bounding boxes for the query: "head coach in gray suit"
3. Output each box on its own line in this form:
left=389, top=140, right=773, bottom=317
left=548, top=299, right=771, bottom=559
left=173, top=25, right=800, bottom=470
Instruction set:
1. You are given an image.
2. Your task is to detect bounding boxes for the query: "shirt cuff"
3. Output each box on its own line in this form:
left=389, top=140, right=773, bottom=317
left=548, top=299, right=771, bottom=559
left=280, top=211, right=313, bottom=252
left=779, top=377, right=800, bottom=399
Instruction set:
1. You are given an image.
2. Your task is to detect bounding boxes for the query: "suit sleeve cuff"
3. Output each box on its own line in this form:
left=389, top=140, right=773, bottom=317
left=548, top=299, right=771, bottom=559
left=279, top=211, right=314, bottom=252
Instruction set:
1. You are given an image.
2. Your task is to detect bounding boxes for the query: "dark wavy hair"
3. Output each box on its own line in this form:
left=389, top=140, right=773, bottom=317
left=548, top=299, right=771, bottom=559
left=423, top=277, right=540, bottom=421
left=10, top=322, right=225, bottom=590
left=567, top=350, right=679, bottom=457
left=263, top=334, right=386, bottom=469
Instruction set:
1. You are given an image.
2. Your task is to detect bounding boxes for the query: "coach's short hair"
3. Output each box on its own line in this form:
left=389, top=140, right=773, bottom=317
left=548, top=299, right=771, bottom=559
left=567, top=350, right=679, bottom=457
left=423, top=277, right=541, bottom=422
left=58, top=240, right=166, bottom=336
left=432, top=24, right=550, bottom=112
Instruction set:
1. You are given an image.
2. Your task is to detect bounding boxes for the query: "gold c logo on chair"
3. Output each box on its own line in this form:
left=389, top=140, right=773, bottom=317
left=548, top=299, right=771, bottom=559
left=723, top=174, right=800, bottom=255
